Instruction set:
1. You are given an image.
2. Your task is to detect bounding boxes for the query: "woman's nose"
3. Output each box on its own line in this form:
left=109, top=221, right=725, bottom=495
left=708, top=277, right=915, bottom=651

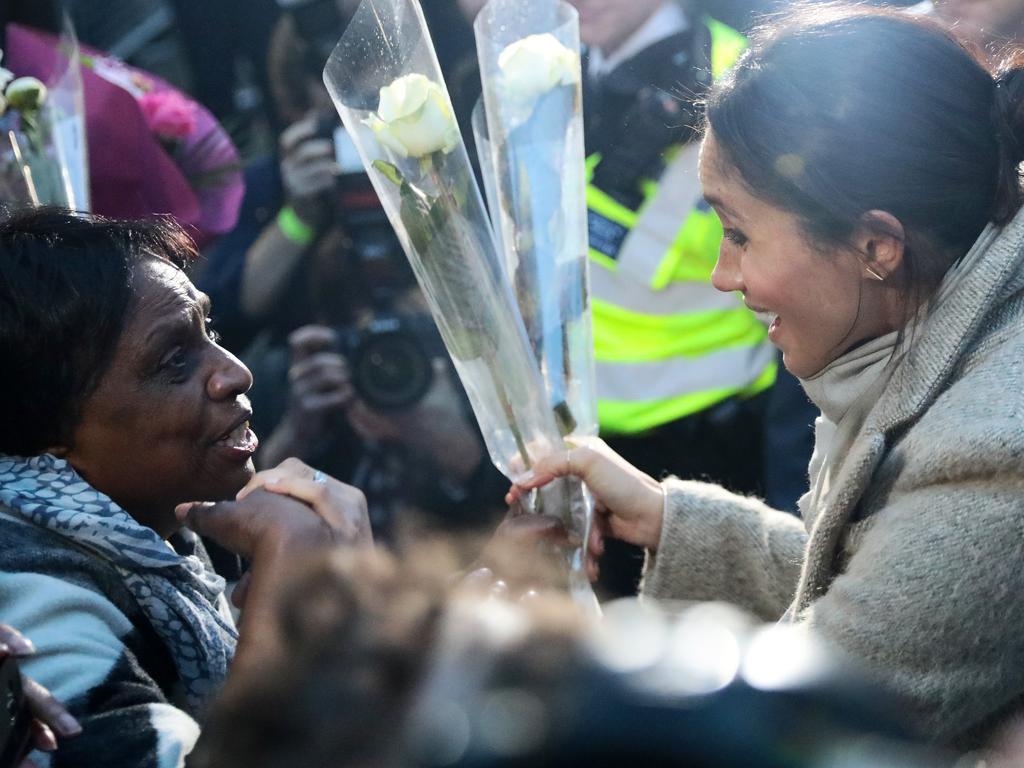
left=207, top=348, right=253, bottom=400
left=711, top=249, right=744, bottom=294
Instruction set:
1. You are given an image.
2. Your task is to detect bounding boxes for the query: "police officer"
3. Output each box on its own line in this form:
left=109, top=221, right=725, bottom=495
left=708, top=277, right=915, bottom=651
left=569, top=0, right=779, bottom=594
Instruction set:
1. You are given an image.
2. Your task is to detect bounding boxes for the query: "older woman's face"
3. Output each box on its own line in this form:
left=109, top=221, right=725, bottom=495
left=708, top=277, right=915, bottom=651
left=699, top=132, right=896, bottom=378
left=64, top=258, right=256, bottom=537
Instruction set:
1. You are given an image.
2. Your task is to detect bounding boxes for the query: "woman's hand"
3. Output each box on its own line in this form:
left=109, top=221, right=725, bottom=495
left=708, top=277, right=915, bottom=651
left=0, top=624, right=81, bottom=764
left=235, top=458, right=372, bottom=548
left=176, top=462, right=370, bottom=671
left=506, top=438, right=666, bottom=554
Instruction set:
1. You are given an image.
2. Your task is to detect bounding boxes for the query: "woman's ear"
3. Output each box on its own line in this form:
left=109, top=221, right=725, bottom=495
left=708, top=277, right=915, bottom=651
left=856, top=210, right=905, bottom=282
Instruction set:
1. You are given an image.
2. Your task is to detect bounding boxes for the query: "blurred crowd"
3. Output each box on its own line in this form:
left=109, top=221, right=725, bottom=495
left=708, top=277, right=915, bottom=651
left=3, top=0, right=1024, bottom=766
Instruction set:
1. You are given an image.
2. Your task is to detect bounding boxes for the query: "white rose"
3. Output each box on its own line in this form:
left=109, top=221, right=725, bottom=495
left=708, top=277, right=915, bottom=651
left=364, top=73, right=459, bottom=159
left=498, top=33, right=578, bottom=105
left=5, top=76, right=48, bottom=112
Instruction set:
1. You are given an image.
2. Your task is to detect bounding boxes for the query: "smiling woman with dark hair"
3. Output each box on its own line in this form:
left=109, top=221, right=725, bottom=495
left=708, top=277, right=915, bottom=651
left=0, top=208, right=371, bottom=767
left=509, top=4, right=1024, bottom=752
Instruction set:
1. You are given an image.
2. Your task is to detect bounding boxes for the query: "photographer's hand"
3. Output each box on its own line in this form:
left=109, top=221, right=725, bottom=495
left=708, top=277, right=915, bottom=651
left=279, top=114, right=338, bottom=226
left=258, top=326, right=354, bottom=469
left=0, top=624, right=81, bottom=763
left=240, top=113, right=338, bottom=319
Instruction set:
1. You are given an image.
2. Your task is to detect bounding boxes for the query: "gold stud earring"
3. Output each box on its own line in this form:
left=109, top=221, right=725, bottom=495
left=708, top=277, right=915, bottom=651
left=865, top=265, right=886, bottom=282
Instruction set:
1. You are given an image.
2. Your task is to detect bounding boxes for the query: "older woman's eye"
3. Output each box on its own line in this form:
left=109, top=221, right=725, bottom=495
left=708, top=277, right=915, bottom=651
left=159, top=346, right=189, bottom=378
left=204, top=317, right=221, bottom=344
left=724, top=228, right=748, bottom=247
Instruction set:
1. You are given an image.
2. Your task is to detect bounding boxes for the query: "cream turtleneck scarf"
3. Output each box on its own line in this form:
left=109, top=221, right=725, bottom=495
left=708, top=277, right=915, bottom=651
left=795, top=222, right=1000, bottom=519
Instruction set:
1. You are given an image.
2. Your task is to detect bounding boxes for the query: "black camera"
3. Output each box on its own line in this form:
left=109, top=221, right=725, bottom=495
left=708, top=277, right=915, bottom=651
left=335, top=314, right=444, bottom=412
left=0, top=657, right=31, bottom=768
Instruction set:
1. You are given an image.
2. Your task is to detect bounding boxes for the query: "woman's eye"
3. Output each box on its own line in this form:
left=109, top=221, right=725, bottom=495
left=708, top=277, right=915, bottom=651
left=724, top=228, right=748, bottom=247
left=160, top=346, right=188, bottom=376
left=204, top=317, right=221, bottom=343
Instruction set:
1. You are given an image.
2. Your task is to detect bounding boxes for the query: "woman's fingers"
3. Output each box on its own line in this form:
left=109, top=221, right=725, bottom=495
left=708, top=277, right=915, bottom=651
left=0, top=626, right=81, bottom=749
left=506, top=438, right=664, bottom=551
left=236, top=457, right=316, bottom=500
left=262, top=475, right=371, bottom=547
left=22, top=676, right=81, bottom=739
left=585, top=513, right=609, bottom=582
left=176, top=501, right=250, bottom=552
left=0, top=624, right=35, bottom=656
left=30, top=720, right=57, bottom=753
left=588, top=513, right=606, bottom=559
left=235, top=459, right=372, bottom=547
left=230, top=572, right=253, bottom=610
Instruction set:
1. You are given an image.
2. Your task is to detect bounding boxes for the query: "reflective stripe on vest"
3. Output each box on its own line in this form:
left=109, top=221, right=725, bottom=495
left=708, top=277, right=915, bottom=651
left=588, top=17, right=775, bottom=434
left=598, top=355, right=777, bottom=435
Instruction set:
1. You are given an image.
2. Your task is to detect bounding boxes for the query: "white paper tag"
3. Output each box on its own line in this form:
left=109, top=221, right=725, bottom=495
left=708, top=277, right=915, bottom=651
left=333, top=126, right=363, bottom=174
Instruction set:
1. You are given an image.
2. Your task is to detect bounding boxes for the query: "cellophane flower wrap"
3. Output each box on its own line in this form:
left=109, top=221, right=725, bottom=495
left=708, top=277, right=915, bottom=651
left=0, top=19, right=89, bottom=210
left=473, top=0, right=597, bottom=594
left=323, top=0, right=596, bottom=609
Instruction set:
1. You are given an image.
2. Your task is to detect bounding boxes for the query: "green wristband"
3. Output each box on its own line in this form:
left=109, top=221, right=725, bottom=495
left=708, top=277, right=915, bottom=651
left=277, top=205, right=316, bottom=246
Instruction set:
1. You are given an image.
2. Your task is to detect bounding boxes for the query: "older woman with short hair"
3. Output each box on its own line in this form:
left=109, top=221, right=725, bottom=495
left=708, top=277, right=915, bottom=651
left=0, top=208, right=370, bottom=767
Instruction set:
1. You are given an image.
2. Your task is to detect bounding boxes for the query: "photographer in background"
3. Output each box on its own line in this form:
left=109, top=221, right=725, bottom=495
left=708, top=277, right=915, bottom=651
left=198, top=0, right=504, bottom=537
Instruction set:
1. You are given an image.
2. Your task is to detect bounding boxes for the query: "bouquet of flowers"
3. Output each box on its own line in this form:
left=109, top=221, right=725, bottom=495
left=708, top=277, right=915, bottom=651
left=473, top=0, right=597, bottom=564
left=324, top=0, right=596, bottom=607
left=0, top=21, right=89, bottom=210
left=4, top=23, right=243, bottom=248
left=81, top=55, right=244, bottom=248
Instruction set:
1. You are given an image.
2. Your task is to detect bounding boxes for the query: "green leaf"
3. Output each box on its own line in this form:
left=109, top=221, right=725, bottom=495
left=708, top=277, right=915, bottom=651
left=553, top=401, right=577, bottom=437
left=372, top=159, right=404, bottom=187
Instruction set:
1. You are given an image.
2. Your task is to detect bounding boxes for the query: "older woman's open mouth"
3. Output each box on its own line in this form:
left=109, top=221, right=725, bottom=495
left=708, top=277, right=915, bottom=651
left=213, top=413, right=259, bottom=462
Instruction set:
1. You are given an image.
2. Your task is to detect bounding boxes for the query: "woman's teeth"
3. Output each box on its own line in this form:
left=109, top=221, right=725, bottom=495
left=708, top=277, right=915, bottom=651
left=219, top=421, right=250, bottom=446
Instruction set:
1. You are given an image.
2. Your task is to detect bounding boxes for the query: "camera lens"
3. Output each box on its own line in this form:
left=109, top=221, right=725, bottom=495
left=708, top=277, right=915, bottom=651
left=351, top=331, right=434, bottom=410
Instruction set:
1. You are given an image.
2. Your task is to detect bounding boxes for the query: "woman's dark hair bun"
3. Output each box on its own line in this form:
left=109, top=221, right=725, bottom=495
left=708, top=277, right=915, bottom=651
left=992, top=53, right=1024, bottom=223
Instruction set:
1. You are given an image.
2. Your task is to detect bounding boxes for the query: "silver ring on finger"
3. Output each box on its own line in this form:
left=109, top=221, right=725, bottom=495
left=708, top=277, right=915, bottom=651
left=313, top=469, right=327, bottom=485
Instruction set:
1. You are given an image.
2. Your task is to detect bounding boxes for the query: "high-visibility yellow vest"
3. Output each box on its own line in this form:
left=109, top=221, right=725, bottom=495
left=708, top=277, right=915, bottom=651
left=589, top=17, right=776, bottom=435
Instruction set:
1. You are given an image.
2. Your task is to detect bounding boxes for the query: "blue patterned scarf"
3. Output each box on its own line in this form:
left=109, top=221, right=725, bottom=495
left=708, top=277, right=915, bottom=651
left=0, top=454, right=238, bottom=714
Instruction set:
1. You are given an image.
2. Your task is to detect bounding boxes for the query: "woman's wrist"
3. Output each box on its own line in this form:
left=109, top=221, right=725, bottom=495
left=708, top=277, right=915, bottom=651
left=639, top=481, right=667, bottom=552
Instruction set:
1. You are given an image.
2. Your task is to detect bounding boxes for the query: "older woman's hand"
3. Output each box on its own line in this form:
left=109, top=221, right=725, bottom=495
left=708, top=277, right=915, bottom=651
left=506, top=438, right=666, bottom=555
left=0, top=624, right=82, bottom=764
left=176, top=464, right=371, bottom=671
left=234, top=458, right=372, bottom=548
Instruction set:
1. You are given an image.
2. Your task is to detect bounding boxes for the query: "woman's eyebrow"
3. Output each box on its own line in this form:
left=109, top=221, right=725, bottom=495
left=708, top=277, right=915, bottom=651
left=143, top=294, right=210, bottom=347
left=703, top=194, right=743, bottom=222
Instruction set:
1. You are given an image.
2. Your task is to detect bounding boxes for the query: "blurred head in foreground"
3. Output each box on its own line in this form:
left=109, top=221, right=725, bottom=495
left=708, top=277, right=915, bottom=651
left=192, top=544, right=944, bottom=768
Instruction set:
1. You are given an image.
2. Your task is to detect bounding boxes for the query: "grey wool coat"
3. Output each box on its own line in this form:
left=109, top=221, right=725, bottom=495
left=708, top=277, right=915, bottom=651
left=641, top=207, right=1024, bottom=751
